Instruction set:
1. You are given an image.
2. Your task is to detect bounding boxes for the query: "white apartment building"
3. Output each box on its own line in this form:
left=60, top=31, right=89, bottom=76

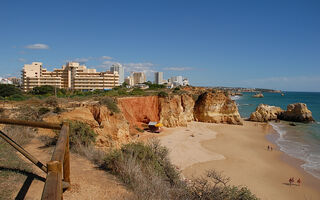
left=110, top=63, right=124, bottom=84
left=22, top=62, right=119, bottom=92
left=131, top=72, right=146, bottom=85
left=154, top=72, right=163, bottom=84
left=124, top=76, right=134, bottom=86
left=171, top=76, right=183, bottom=86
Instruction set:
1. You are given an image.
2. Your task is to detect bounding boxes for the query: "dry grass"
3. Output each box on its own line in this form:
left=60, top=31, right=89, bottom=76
left=0, top=125, right=35, bottom=199
left=101, top=139, right=259, bottom=200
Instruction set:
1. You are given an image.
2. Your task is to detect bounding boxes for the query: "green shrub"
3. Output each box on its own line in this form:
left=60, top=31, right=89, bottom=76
left=102, top=140, right=180, bottom=187
left=129, top=88, right=145, bottom=96
left=158, top=91, right=168, bottom=97
left=31, top=85, right=55, bottom=95
left=38, top=107, right=50, bottom=115
left=0, top=84, right=22, bottom=97
left=8, top=94, right=26, bottom=101
left=68, top=120, right=97, bottom=149
left=99, top=97, right=120, bottom=113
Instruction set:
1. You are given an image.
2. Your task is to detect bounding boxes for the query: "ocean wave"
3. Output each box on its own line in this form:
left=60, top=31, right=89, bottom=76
left=269, top=122, right=286, bottom=139
left=271, top=122, right=320, bottom=180
left=230, top=95, right=241, bottom=100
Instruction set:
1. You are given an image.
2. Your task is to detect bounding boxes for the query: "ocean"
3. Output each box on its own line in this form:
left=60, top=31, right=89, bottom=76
left=233, top=92, right=320, bottom=180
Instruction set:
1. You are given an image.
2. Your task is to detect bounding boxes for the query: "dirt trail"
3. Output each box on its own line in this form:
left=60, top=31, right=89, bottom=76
left=15, top=138, right=132, bottom=200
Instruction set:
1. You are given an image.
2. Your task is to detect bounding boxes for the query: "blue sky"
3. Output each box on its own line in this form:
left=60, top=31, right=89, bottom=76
left=1, top=0, right=319, bottom=91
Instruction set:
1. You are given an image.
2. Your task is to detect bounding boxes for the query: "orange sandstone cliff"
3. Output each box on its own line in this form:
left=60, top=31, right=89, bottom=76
left=44, top=90, right=243, bottom=148
left=44, top=105, right=130, bottom=149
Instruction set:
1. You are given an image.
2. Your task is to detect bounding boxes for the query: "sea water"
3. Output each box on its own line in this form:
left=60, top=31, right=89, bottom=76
left=235, top=92, right=320, bottom=179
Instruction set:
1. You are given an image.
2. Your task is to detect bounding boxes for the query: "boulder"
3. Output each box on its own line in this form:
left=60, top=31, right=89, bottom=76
left=253, top=93, right=264, bottom=98
left=194, top=92, right=243, bottom=125
left=278, top=103, right=315, bottom=122
left=249, top=104, right=284, bottom=122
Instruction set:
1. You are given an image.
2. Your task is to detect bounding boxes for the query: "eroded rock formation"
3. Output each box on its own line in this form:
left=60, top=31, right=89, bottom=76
left=159, top=94, right=195, bottom=127
left=278, top=103, right=315, bottom=122
left=44, top=105, right=130, bottom=149
left=118, top=96, right=160, bottom=131
left=249, top=104, right=284, bottom=122
left=253, top=93, right=264, bottom=98
left=193, top=92, right=243, bottom=125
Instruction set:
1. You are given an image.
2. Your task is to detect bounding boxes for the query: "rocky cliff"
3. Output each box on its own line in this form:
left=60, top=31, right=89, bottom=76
left=43, top=90, right=244, bottom=149
left=118, top=96, right=160, bottom=131
left=44, top=105, right=130, bottom=149
left=158, top=94, right=195, bottom=127
left=194, top=92, right=243, bottom=125
left=278, top=103, right=315, bottom=122
left=249, top=104, right=284, bottom=122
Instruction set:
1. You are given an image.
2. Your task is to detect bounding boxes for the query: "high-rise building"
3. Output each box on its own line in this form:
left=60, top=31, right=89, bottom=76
left=124, top=76, right=134, bottom=86
left=22, top=62, right=119, bottom=92
left=131, top=72, right=146, bottom=85
left=154, top=72, right=163, bottom=84
left=170, top=76, right=183, bottom=86
left=110, top=63, right=124, bottom=84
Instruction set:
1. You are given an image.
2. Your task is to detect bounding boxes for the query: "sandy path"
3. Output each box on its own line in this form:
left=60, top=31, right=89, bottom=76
left=160, top=121, right=320, bottom=200
left=15, top=137, right=132, bottom=200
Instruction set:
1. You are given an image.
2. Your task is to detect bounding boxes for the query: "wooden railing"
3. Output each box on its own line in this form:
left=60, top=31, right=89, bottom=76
left=0, top=118, right=70, bottom=200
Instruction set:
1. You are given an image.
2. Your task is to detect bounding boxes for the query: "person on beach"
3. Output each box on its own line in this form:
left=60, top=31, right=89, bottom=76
left=289, top=177, right=295, bottom=186
left=270, top=147, right=273, bottom=151
left=297, top=178, right=301, bottom=186
left=267, top=145, right=270, bottom=151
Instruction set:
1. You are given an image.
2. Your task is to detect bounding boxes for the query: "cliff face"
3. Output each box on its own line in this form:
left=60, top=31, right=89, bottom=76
left=159, top=94, right=195, bottom=127
left=249, top=104, right=284, bottom=122
left=194, top=92, right=243, bottom=125
left=118, top=96, right=160, bottom=132
left=44, top=105, right=130, bottom=149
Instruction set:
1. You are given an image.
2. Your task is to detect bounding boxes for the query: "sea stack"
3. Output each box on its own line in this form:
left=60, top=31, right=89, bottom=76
left=249, top=104, right=284, bottom=122
left=278, top=103, right=315, bottom=123
left=253, top=93, right=264, bottom=98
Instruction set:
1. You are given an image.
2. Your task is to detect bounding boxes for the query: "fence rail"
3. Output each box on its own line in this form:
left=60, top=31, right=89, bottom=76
left=0, top=118, right=70, bottom=200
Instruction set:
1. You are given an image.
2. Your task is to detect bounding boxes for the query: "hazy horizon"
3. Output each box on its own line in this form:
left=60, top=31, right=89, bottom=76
left=1, top=0, right=319, bottom=92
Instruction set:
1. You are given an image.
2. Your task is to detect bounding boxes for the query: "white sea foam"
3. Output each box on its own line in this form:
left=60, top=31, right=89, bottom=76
left=271, top=122, right=320, bottom=180
left=230, top=95, right=241, bottom=100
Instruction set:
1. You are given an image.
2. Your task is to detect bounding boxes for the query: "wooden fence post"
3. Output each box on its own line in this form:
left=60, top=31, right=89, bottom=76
left=42, top=161, right=62, bottom=200
left=62, top=122, right=70, bottom=188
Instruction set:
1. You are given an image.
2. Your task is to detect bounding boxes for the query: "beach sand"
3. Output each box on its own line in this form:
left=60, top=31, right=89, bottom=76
left=159, top=121, right=320, bottom=200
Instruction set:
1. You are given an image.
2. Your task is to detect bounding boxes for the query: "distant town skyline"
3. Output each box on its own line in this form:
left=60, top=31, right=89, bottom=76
left=1, top=0, right=320, bottom=92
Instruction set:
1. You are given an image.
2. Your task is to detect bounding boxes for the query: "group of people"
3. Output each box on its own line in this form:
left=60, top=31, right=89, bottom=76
left=267, top=145, right=273, bottom=151
left=289, top=177, right=301, bottom=186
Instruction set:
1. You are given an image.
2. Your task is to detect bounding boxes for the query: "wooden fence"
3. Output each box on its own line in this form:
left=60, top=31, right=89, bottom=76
left=0, top=118, right=70, bottom=200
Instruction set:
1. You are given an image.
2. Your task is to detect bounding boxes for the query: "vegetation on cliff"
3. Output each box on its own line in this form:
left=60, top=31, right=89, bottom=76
left=101, top=140, right=259, bottom=200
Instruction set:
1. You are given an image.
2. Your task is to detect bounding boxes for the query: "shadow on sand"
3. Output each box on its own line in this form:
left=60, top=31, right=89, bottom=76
left=0, top=166, right=45, bottom=200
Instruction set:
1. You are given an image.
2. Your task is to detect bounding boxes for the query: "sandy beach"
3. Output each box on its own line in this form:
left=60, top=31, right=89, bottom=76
left=159, top=121, right=320, bottom=200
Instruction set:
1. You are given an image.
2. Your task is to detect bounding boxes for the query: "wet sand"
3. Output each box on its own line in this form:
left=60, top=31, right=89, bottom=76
left=159, top=121, right=320, bottom=200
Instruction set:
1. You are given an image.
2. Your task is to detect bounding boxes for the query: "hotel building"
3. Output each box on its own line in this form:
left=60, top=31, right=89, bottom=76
left=154, top=72, right=163, bottom=84
left=22, top=62, right=119, bottom=92
left=110, top=63, right=124, bottom=84
left=131, top=72, right=146, bottom=85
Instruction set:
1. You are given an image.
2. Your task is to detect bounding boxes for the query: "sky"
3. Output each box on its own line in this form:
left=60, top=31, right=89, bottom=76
left=0, top=0, right=319, bottom=92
